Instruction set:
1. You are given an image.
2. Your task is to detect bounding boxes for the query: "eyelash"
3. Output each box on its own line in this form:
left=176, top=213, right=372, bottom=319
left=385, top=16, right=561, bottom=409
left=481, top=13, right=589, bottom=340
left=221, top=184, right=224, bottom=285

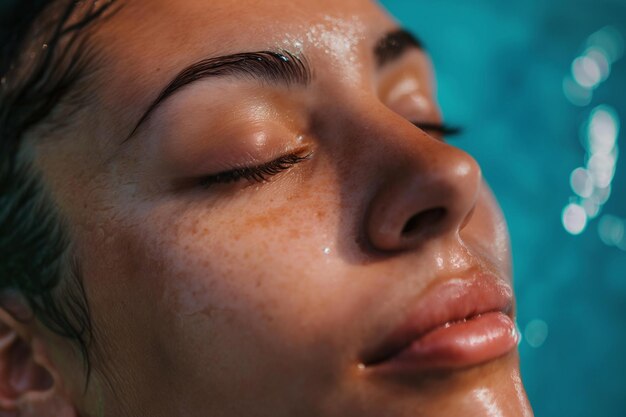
left=198, top=123, right=460, bottom=188
left=199, top=152, right=312, bottom=188
left=414, top=122, right=462, bottom=137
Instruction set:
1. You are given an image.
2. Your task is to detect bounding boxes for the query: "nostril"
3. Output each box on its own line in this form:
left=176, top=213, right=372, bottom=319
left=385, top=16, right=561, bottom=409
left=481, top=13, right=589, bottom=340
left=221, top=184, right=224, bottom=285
left=402, top=207, right=447, bottom=237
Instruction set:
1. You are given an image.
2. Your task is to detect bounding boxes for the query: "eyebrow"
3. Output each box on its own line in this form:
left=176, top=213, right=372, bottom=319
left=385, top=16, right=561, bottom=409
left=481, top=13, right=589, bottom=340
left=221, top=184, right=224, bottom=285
left=374, top=29, right=424, bottom=67
left=125, top=28, right=423, bottom=142
left=125, top=50, right=312, bottom=140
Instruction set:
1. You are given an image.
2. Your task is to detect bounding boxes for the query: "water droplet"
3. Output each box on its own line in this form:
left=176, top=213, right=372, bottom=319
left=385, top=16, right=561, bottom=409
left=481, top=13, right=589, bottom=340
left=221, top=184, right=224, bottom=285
left=323, top=247, right=331, bottom=255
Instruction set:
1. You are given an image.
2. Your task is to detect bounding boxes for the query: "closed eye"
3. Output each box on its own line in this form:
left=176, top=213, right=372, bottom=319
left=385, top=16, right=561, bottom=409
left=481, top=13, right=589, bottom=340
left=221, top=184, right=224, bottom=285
left=413, top=122, right=462, bottom=138
left=198, top=151, right=312, bottom=189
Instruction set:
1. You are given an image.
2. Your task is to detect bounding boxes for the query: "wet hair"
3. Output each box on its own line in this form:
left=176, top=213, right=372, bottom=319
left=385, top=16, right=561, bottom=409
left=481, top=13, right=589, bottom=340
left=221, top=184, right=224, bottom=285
left=0, top=0, right=117, bottom=377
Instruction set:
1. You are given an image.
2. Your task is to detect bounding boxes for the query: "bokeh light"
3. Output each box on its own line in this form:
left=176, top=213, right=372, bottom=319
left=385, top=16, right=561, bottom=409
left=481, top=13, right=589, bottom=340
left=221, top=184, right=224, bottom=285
left=587, top=106, right=619, bottom=155
left=562, top=203, right=588, bottom=235
left=598, top=215, right=626, bottom=250
left=563, top=102, right=620, bottom=234
left=570, top=168, right=594, bottom=198
left=563, top=77, right=593, bottom=106
left=587, top=26, right=625, bottom=64
left=524, top=319, right=549, bottom=349
left=572, top=55, right=603, bottom=89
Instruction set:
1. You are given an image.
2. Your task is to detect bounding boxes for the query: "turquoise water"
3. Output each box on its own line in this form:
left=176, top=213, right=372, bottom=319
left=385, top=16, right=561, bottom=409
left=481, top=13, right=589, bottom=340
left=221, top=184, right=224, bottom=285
left=381, top=1, right=626, bottom=415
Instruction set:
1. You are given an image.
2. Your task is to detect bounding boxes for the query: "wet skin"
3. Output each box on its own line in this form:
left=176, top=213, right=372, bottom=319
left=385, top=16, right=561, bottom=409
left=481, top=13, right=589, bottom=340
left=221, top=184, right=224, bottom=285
left=8, top=0, right=533, bottom=416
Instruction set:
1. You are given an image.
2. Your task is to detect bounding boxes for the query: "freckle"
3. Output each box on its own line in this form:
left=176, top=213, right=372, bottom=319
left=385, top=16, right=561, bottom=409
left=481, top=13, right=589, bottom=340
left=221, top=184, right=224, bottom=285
left=244, top=212, right=273, bottom=229
left=200, top=305, right=215, bottom=318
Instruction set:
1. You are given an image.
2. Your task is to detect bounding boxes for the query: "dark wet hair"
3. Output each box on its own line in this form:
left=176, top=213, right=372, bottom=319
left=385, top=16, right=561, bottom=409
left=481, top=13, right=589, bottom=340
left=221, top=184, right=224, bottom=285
left=0, top=0, right=117, bottom=377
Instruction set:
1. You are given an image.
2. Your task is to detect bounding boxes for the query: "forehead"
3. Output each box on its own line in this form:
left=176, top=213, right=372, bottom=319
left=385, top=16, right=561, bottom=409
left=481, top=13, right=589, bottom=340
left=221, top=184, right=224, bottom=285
left=104, top=0, right=391, bottom=46
left=79, top=0, right=398, bottom=147
left=101, top=0, right=389, bottom=72
left=99, top=0, right=396, bottom=78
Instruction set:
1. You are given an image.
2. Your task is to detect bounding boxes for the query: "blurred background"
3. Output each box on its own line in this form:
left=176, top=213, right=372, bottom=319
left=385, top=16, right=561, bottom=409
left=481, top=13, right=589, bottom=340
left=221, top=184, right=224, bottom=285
left=380, top=0, right=626, bottom=415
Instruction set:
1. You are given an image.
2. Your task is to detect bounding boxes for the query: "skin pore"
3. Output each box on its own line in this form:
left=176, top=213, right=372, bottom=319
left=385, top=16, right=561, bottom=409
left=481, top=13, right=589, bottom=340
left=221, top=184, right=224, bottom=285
left=2, top=0, right=533, bottom=416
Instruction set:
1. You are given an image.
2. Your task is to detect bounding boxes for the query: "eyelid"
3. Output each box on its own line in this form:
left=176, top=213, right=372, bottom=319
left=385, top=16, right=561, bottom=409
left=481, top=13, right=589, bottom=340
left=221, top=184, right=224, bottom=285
left=386, top=78, right=426, bottom=105
left=378, top=56, right=435, bottom=106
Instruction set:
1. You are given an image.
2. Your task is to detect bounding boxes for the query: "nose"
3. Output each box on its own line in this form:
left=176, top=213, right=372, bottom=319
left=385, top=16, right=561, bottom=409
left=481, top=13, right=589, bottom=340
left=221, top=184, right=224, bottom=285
left=364, top=124, right=482, bottom=252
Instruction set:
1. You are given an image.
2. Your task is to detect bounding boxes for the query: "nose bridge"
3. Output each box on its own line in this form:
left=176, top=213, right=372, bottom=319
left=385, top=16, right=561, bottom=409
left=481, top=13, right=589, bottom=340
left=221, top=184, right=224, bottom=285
left=326, top=96, right=476, bottom=181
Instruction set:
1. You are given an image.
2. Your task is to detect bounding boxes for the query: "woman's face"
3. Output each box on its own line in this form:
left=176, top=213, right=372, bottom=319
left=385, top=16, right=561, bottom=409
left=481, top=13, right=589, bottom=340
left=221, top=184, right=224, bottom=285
left=31, top=0, right=532, bottom=416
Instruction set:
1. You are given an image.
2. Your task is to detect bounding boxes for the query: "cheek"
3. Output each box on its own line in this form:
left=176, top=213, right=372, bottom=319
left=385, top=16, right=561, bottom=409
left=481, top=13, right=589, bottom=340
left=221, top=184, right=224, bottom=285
left=72, top=190, right=358, bottom=413
left=137, top=194, right=376, bottom=407
left=162, top=203, right=318, bottom=319
left=86, top=185, right=362, bottom=377
left=157, top=198, right=344, bottom=342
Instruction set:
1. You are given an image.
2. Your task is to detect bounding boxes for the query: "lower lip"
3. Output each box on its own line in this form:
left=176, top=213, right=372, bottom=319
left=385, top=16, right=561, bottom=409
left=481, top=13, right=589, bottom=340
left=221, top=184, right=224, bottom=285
left=373, top=312, right=519, bottom=374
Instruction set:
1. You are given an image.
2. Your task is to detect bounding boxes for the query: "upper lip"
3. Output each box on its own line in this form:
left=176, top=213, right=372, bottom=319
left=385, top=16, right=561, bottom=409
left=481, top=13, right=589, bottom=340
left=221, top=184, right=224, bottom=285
left=362, top=269, right=514, bottom=366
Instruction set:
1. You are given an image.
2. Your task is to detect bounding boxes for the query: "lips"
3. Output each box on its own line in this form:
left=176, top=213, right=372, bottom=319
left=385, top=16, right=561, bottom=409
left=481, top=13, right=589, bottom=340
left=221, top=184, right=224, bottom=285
left=362, top=271, right=518, bottom=373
